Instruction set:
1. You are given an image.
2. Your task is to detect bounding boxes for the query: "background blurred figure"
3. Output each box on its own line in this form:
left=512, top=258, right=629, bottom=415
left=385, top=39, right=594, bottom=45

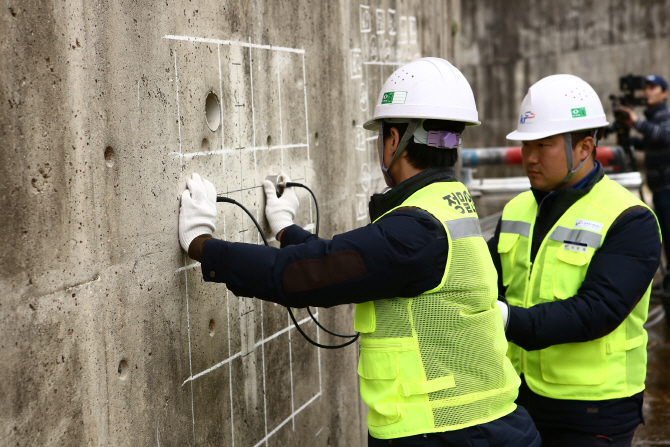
left=619, top=75, right=670, bottom=321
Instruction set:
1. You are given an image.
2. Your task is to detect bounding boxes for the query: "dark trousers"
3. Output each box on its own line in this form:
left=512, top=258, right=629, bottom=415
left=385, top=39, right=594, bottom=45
left=367, top=406, right=541, bottom=447
left=538, top=426, right=637, bottom=447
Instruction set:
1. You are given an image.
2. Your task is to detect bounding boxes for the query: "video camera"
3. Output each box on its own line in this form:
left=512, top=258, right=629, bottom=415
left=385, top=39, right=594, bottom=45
left=607, top=75, right=649, bottom=170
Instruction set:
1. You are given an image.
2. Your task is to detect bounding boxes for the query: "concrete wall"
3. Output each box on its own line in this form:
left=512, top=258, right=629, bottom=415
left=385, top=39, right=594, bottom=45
left=458, top=0, right=670, bottom=169
left=0, top=1, right=460, bottom=445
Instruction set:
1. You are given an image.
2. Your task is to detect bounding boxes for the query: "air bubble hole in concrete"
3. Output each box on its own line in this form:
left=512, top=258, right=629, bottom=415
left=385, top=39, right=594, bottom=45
left=118, top=359, right=128, bottom=380
left=205, top=92, right=221, bottom=131
left=267, top=135, right=272, bottom=146
left=104, top=146, right=114, bottom=167
left=201, top=138, right=210, bottom=151
left=209, top=319, right=216, bottom=337
left=314, top=132, right=319, bottom=147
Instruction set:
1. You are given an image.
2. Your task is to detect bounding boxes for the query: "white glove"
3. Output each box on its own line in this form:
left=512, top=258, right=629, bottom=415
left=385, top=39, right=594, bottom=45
left=262, top=171, right=299, bottom=237
left=495, top=300, right=510, bottom=332
left=179, top=173, right=217, bottom=252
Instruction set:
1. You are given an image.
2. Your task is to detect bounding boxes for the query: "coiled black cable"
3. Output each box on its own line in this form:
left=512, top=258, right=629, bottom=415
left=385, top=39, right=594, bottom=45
left=217, top=190, right=359, bottom=349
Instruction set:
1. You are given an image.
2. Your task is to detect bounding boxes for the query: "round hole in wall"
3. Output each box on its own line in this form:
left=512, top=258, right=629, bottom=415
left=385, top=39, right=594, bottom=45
left=205, top=92, right=221, bottom=132
left=267, top=135, right=272, bottom=147
left=314, top=132, right=319, bottom=147
left=104, top=146, right=114, bottom=167
left=352, top=120, right=357, bottom=128
left=209, top=319, right=216, bottom=337
left=201, top=138, right=210, bottom=151
left=118, top=359, right=129, bottom=380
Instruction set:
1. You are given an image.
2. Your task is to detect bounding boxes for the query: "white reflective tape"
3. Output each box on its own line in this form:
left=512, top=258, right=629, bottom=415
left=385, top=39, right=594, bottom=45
left=549, top=226, right=602, bottom=249
left=445, top=217, right=482, bottom=240
left=500, top=220, right=531, bottom=238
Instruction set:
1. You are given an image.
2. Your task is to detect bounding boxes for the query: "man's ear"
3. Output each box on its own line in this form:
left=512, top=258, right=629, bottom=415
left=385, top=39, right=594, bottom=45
left=578, top=136, right=595, bottom=161
left=387, top=126, right=401, bottom=157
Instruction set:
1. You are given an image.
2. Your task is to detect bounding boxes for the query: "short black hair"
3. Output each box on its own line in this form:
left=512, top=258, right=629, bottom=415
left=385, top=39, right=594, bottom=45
left=382, top=119, right=466, bottom=170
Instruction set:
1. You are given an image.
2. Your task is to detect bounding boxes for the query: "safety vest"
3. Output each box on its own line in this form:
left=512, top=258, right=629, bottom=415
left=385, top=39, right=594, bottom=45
left=498, top=176, right=658, bottom=401
left=355, top=181, right=519, bottom=440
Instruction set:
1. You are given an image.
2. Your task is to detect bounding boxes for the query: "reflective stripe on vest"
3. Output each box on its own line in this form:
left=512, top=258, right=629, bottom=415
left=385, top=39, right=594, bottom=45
left=354, top=181, right=519, bottom=439
left=498, top=175, right=658, bottom=400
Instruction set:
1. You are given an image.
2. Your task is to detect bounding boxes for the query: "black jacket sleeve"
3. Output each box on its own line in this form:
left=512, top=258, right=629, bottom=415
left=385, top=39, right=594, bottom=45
left=487, top=218, right=505, bottom=297
left=506, top=208, right=661, bottom=351
left=635, top=117, right=670, bottom=147
left=200, top=210, right=448, bottom=308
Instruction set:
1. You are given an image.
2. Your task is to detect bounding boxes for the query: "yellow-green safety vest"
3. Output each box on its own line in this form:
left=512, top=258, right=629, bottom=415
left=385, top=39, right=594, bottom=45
left=498, top=175, right=659, bottom=401
left=355, top=181, right=519, bottom=440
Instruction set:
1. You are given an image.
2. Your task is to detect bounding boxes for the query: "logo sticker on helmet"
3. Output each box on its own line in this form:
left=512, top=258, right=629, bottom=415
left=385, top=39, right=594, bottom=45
left=519, top=111, right=535, bottom=124
left=571, top=107, right=587, bottom=118
left=381, top=91, right=408, bottom=104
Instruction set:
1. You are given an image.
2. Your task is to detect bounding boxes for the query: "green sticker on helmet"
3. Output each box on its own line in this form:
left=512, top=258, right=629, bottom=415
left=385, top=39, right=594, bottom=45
left=381, top=91, right=408, bottom=104
left=571, top=107, right=587, bottom=118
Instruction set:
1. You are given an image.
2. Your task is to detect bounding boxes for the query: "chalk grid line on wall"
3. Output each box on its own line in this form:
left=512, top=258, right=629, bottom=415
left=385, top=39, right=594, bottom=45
left=165, top=34, right=320, bottom=447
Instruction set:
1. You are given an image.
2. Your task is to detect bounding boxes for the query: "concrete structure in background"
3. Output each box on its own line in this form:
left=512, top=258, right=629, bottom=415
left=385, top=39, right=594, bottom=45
left=459, top=0, right=670, bottom=156
left=0, top=1, right=458, bottom=445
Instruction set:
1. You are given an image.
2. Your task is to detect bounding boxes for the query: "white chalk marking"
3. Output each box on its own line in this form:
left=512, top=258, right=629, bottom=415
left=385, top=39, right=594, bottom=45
left=156, top=423, right=160, bottom=447
left=174, top=51, right=183, bottom=174
left=251, top=392, right=322, bottom=447
left=363, top=61, right=404, bottom=66
left=302, top=52, right=311, bottom=161
left=180, top=314, right=315, bottom=384
left=170, top=143, right=309, bottom=160
left=277, top=57, right=284, bottom=168
left=260, top=301, right=269, bottom=446
left=250, top=39, right=257, bottom=148
left=315, top=427, right=324, bottom=437
left=174, top=262, right=200, bottom=273
left=163, top=35, right=305, bottom=54
left=183, top=258, right=196, bottom=445
left=223, top=219, right=235, bottom=447
left=366, top=135, right=378, bottom=141
left=218, top=44, right=226, bottom=174
left=137, top=80, right=140, bottom=110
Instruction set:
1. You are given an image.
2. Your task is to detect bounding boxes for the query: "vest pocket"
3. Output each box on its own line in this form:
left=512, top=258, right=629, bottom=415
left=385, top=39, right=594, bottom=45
left=355, top=301, right=376, bottom=333
left=498, top=233, right=520, bottom=287
left=552, top=248, right=591, bottom=299
left=358, top=350, right=403, bottom=426
left=540, top=338, right=606, bottom=385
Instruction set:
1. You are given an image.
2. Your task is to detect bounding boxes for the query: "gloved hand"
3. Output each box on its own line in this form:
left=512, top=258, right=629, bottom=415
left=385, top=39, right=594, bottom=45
left=179, top=173, right=217, bottom=252
left=495, top=300, right=510, bottom=332
left=262, top=171, right=299, bottom=237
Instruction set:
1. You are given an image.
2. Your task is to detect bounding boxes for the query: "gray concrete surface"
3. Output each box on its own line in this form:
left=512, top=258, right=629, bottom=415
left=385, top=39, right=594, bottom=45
left=0, top=1, right=460, bottom=445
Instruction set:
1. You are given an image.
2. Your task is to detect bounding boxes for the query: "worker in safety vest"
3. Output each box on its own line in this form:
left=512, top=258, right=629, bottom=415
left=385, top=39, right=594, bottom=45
left=178, top=58, right=540, bottom=446
left=488, top=75, right=662, bottom=447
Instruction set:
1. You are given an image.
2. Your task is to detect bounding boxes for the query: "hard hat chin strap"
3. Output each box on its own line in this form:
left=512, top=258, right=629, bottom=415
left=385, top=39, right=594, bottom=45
left=378, top=119, right=420, bottom=187
left=554, top=130, right=598, bottom=191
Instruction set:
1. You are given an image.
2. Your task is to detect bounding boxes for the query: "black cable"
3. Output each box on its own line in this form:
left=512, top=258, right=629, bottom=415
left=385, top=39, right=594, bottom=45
left=216, top=194, right=359, bottom=349
left=285, top=182, right=319, bottom=237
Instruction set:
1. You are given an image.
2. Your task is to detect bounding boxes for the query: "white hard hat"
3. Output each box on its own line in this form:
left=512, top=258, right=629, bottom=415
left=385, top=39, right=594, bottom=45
left=363, top=57, right=480, bottom=130
left=506, top=74, right=609, bottom=141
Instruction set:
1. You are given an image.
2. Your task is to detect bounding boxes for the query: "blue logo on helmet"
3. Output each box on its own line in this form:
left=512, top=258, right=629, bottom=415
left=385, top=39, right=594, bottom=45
left=520, top=111, right=535, bottom=124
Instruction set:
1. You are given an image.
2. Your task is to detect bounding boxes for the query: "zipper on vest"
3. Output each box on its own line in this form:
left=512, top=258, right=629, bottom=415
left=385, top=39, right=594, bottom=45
left=528, top=262, right=533, bottom=281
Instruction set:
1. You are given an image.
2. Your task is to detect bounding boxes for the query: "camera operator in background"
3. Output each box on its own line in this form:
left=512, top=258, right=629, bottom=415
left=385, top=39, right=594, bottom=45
left=618, top=75, right=670, bottom=320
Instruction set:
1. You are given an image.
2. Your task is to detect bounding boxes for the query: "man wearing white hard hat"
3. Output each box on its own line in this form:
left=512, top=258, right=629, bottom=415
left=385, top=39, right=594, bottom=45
left=179, top=58, right=540, bottom=446
left=488, top=74, right=661, bottom=446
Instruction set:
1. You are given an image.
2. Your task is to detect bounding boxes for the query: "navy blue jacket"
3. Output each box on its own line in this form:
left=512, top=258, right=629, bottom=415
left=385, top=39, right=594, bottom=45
left=630, top=101, right=670, bottom=192
left=199, top=168, right=452, bottom=309
left=487, top=163, right=662, bottom=434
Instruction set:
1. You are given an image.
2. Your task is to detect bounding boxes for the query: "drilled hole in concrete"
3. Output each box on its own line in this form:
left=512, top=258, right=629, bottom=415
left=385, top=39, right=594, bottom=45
left=352, top=120, right=357, bottom=127
left=314, top=132, right=319, bottom=147
left=201, top=138, right=210, bottom=151
left=209, top=319, right=216, bottom=337
left=104, top=146, right=114, bottom=167
left=267, top=135, right=272, bottom=147
left=118, top=359, right=129, bottom=380
left=205, top=92, right=221, bottom=132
